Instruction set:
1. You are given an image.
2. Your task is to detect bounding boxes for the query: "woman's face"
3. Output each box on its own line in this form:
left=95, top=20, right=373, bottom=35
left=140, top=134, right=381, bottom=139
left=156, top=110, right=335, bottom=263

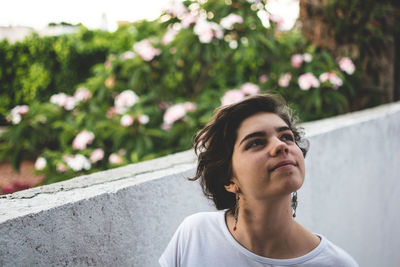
left=230, top=112, right=305, bottom=200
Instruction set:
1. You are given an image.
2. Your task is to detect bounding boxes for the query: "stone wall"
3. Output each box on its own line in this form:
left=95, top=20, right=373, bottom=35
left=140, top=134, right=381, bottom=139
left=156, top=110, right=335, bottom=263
left=1, top=102, right=399, bottom=266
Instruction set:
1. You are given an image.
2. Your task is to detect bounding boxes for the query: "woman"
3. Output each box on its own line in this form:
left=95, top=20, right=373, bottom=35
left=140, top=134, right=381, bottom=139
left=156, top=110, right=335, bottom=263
left=159, top=94, right=358, bottom=266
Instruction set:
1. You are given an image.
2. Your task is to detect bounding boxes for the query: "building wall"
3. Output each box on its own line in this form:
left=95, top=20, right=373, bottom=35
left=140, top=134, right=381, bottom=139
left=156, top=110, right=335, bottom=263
left=1, top=102, right=399, bottom=266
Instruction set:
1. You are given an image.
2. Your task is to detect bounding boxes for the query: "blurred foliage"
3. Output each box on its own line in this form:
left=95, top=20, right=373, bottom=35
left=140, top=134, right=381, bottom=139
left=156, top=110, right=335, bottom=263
left=0, top=26, right=134, bottom=124
left=300, top=0, right=399, bottom=107
left=324, top=0, right=397, bottom=48
left=0, top=0, right=373, bottom=191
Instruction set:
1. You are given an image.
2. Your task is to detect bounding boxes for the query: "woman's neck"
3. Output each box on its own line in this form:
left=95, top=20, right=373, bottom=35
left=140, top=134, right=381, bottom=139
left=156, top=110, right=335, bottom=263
left=226, top=196, right=320, bottom=259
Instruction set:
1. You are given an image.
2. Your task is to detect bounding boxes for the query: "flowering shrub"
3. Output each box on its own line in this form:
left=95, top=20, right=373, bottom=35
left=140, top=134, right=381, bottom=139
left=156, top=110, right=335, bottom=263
left=0, top=27, right=122, bottom=124
left=114, top=90, right=139, bottom=114
left=72, top=130, right=95, bottom=150
left=0, top=0, right=360, bottom=191
left=278, top=73, right=292, bottom=88
left=8, top=105, right=29, bottom=124
left=220, top=14, right=244, bottom=30
left=338, top=57, right=355, bottom=75
left=162, top=102, right=196, bottom=130
left=133, top=39, right=162, bottom=61
left=64, top=154, right=91, bottom=172
left=298, top=73, right=320, bottom=91
left=319, top=72, right=343, bottom=89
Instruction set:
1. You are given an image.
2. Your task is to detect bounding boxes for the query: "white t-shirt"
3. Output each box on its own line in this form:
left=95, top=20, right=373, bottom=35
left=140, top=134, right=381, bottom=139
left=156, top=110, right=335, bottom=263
left=159, top=210, right=358, bottom=267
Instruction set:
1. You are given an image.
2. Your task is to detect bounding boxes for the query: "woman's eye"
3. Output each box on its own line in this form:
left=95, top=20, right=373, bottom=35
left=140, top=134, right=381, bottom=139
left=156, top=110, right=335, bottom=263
left=281, top=133, right=294, bottom=142
left=245, top=139, right=266, bottom=150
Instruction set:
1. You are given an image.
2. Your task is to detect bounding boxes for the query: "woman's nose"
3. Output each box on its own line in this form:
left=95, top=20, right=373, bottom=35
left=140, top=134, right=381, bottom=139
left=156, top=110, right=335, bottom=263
left=269, top=138, right=289, bottom=157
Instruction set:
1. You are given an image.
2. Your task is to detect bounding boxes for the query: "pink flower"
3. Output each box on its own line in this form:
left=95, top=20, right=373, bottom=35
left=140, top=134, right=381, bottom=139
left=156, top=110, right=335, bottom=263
left=269, top=14, right=285, bottom=29
left=138, top=114, right=150, bottom=124
left=9, top=105, right=29, bottom=124
left=298, top=73, right=320, bottom=90
left=338, top=57, right=355, bottom=75
left=221, top=90, right=245, bottom=106
left=114, top=90, right=139, bottom=114
left=163, top=104, right=187, bottom=126
left=240, top=83, right=260, bottom=95
left=50, top=93, right=77, bottom=110
left=72, top=130, right=95, bottom=150
left=90, top=148, right=104, bottom=163
left=303, top=53, right=312, bottom=62
left=183, top=102, right=196, bottom=112
left=50, top=93, right=68, bottom=106
left=12, top=105, right=29, bottom=114
left=210, top=22, right=223, bottom=39
left=56, top=163, right=68, bottom=173
left=109, top=153, right=123, bottom=165
left=64, top=96, right=77, bottom=110
left=34, top=157, right=47, bottom=170
left=194, top=18, right=223, bottom=43
left=120, top=114, right=134, bottom=127
left=121, top=51, right=135, bottom=60
left=161, top=102, right=196, bottom=129
left=163, top=0, right=187, bottom=18
left=220, top=14, right=243, bottom=30
left=74, top=87, right=91, bottom=102
left=278, top=73, right=292, bottom=87
left=181, top=12, right=197, bottom=28
left=319, top=72, right=343, bottom=89
left=291, top=54, right=303, bottom=68
left=328, top=73, right=343, bottom=89
left=133, top=39, right=161, bottom=61
left=162, top=28, right=180, bottom=45
left=197, top=29, right=213, bottom=43
left=64, top=154, right=91, bottom=171
left=259, top=74, right=268, bottom=83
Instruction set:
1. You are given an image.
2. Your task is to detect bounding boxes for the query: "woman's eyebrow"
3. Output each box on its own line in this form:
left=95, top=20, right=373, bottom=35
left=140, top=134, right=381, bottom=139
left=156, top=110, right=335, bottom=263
left=239, top=126, right=291, bottom=146
left=239, top=131, right=266, bottom=146
left=277, top=126, right=291, bottom=133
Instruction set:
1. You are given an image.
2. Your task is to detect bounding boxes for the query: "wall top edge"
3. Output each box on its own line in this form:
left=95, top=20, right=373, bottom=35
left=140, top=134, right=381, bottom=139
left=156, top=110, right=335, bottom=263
left=301, top=101, right=400, bottom=137
left=0, top=160, right=196, bottom=223
left=1, top=101, right=399, bottom=202
left=0, top=150, right=197, bottom=201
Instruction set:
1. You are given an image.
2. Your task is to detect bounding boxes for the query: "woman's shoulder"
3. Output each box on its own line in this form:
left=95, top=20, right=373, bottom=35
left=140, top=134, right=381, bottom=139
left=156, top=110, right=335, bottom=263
left=182, top=209, right=226, bottom=227
left=316, top=235, right=359, bottom=266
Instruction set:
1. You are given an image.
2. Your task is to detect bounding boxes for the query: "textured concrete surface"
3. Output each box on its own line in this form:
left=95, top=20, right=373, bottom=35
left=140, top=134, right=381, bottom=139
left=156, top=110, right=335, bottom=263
left=0, top=102, right=399, bottom=267
left=298, top=102, right=400, bottom=267
left=0, top=151, right=214, bottom=266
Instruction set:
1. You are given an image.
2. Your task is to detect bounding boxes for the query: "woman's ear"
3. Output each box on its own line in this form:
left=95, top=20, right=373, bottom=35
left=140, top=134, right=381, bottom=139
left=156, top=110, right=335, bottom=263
left=224, top=181, right=239, bottom=194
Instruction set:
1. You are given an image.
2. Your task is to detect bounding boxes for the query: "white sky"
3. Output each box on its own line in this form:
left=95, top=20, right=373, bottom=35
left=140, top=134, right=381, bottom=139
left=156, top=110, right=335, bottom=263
left=0, top=0, right=298, bottom=31
left=0, top=0, right=170, bottom=31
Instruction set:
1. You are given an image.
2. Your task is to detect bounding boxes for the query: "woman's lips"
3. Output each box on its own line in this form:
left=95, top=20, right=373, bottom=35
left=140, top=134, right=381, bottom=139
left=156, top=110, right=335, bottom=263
left=270, top=160, right=297, bottom=172
left=273, top=164, right=295, bottom=171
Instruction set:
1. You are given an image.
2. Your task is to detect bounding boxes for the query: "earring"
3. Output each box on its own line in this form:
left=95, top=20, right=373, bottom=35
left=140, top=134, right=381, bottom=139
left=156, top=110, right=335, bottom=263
left=233, top=192, right=240, bottom=231
left=291, top=191, right=298, bottom=218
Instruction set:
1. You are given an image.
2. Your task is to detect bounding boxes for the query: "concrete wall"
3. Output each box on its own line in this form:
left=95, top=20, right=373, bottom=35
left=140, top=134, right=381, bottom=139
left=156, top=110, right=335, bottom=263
left=1, top=102, right=399, bottom=267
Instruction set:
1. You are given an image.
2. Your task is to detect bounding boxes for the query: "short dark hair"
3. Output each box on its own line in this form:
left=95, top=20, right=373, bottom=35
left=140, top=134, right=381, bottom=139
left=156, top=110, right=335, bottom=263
left=190, top=94, right=308, bottom=211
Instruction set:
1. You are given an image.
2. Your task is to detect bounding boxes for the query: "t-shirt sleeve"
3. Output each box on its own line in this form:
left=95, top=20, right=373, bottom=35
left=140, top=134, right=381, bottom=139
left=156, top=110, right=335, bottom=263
left=159, top=219, right=188, bottom=267
left=321, top=238, right=359, bottom=267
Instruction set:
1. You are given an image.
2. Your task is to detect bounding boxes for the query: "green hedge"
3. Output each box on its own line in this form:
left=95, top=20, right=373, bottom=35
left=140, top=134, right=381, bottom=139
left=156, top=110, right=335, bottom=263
left=0, top=26, right=137, bottom=124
